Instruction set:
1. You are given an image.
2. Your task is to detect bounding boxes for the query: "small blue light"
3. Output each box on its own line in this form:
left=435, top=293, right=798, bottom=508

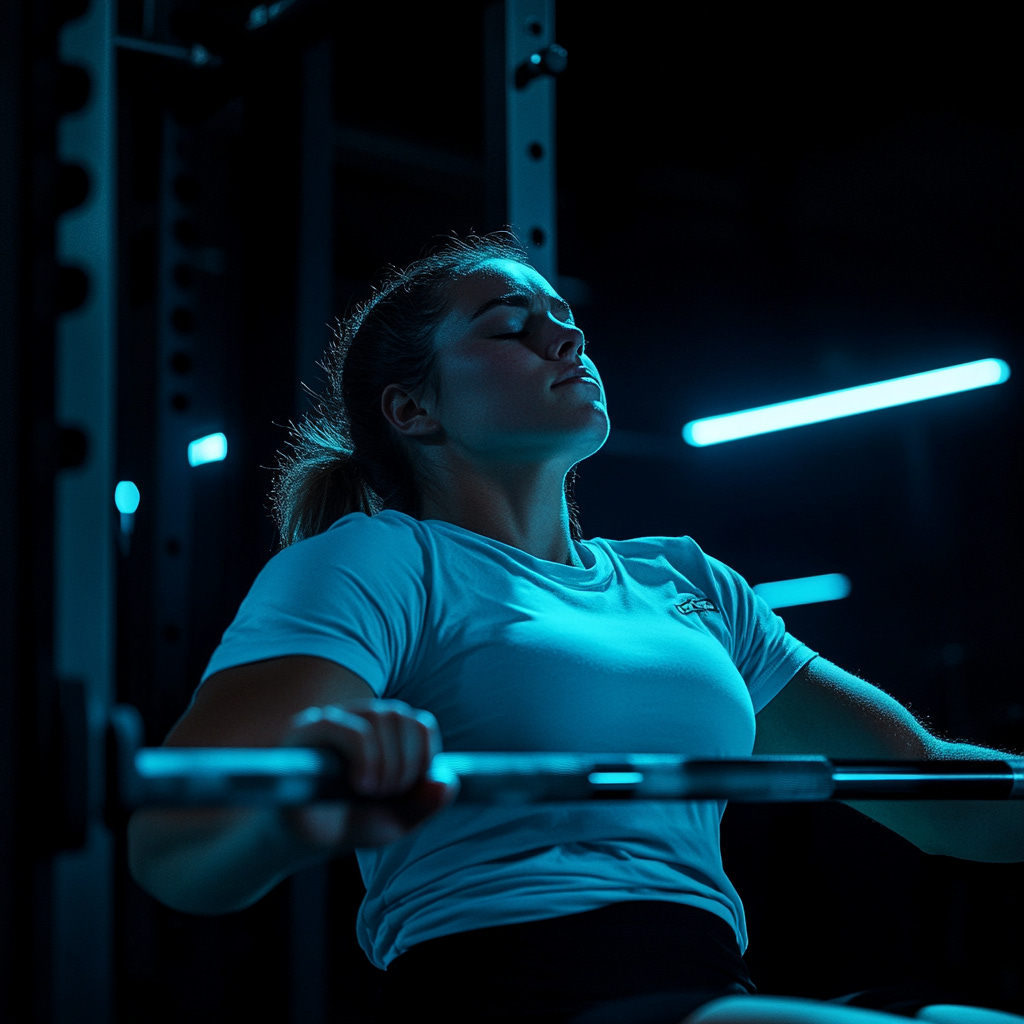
left=188, top=432, right=228, bottom=466
left=683, top=358, right=1011, bottom=446
left=114, top=480, right=140, bottom=514
left=588, top=772, right=645, bottom=785
left=753, top=573, right=851, bottom=610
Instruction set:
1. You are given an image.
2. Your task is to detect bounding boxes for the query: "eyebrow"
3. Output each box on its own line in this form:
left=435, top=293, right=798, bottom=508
left=469, top=292, right=573, bottom=322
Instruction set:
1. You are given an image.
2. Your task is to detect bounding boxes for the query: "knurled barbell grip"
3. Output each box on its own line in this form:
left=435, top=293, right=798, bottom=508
left=438, top=754, right=836, bottom=804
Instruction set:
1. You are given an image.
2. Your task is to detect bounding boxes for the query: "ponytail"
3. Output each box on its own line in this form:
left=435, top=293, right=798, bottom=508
left=272, top=428, right=379, bottom=548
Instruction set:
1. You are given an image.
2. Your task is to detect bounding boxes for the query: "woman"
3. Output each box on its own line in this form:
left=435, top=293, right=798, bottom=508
left=128, top=234, right=1024, bottom=1024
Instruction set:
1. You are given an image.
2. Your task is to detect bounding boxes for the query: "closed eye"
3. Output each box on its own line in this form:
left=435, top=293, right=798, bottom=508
left=490, top=311, right=574, bottom=340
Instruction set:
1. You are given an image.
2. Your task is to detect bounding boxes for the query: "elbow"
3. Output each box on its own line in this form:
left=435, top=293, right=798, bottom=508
left=128, top=849, right=268, bottom=916
left=126, top=811, right=275, bottom=916
left=126, top=829, right=222, bottom=916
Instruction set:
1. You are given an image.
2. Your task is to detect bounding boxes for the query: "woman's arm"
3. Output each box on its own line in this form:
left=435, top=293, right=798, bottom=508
left=754, top=656, right=1024, bottom=862
left=127, top=655, right=456, bottom=914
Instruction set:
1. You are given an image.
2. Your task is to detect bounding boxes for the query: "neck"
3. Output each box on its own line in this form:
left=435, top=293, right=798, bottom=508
left=417, top=460, right=581, bottom=567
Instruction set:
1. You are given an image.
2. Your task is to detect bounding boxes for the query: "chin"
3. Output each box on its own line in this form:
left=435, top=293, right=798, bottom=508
left=572, top=417, right=611, bottom=464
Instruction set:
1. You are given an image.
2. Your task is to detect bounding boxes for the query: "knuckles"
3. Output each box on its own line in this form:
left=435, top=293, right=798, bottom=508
left=287, top=700, right=442, bottom=799
left=282, top=700, right=453, bottom=850
left=291, top=700, right=437, bottom=735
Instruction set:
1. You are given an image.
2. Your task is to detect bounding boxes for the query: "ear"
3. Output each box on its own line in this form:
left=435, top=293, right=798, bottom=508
left=381, top=384, right=440, bottom=439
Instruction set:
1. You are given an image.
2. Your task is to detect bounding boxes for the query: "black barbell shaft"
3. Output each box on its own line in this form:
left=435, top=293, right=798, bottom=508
left=122, top=748, right=1024, bottom=809
left=831, top=760, right=1024, bottom=800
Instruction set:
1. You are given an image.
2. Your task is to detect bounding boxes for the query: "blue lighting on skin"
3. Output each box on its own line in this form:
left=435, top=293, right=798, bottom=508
left=753, top=573, right=851, bottom=610
left=187, top=432, right=228, bottom=466
left=114, top=480, right=140, bottom=514
left=682, top=358, right=1011, bottom=446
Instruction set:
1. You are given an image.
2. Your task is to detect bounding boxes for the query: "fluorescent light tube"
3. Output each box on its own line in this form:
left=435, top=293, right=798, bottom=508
left=683, top=358, right=1010, bottom=447
left=753, top=573, right=851, bottom=609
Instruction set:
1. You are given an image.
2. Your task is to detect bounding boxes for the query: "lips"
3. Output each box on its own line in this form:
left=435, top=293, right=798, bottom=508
left=552, top=368, right=600, bottom=388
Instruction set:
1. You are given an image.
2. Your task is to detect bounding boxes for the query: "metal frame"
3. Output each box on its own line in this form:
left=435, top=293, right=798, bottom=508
left=52, top=2, right=118, bottom=1022
left=486, top=0, right=559, bottom=281
left=16, top=3, right=567, bottom=1020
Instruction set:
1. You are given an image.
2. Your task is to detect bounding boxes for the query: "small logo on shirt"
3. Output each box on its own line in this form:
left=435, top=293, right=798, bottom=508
left=675, top=597, right=718, bottom=616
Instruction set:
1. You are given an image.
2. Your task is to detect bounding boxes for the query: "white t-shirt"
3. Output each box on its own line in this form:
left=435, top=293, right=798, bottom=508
left=202, top=510, right=816, bottom=968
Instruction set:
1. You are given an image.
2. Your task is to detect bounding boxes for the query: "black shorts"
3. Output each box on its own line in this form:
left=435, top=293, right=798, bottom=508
left=373, top=900, right=756, bottom=1024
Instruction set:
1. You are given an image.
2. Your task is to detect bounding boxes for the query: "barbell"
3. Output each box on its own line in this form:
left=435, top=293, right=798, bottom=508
left=106, top=704, right=1024, bottom=811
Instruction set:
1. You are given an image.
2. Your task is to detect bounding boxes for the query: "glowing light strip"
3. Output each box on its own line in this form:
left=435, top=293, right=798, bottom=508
left=187, top=432, right=228, bottom=466
left=753, top=573, right=851, bottom=609
left=682, top=358, right=1010, bottom=447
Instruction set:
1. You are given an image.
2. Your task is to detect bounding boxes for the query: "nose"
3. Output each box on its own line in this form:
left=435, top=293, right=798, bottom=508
left=538, top=313, right=585, bottom=361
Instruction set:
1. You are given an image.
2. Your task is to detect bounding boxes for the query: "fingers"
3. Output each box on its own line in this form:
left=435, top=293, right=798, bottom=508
left=288, top=700, right=440, bottom=798
left=282, top=700, right=452, bottom=852
left=355, top=702, right=440, bottom=797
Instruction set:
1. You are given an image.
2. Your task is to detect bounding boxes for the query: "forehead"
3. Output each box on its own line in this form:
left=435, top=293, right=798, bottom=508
left=444, top=259, right=561, bottom=316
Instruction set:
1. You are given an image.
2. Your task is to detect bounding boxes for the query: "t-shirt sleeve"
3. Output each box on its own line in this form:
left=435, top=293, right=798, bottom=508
left=200, top=513, right=428, bottom=697
left=681, top=540, right=817, bottom=713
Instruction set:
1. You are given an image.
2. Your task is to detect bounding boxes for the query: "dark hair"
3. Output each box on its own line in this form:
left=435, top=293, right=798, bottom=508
left=273, top=231, right=582, bottom=547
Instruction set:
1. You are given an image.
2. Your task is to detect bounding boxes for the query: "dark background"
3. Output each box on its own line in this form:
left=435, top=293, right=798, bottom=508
left=7, top=2, right=1024, bottom=1021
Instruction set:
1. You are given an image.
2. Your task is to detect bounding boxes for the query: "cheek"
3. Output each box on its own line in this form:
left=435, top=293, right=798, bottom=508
left=441, top=353, right=529, bottom=404
left=432, top=363, right=502, bottom=428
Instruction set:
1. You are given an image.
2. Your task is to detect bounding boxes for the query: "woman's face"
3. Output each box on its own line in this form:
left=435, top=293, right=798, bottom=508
left=425, top=259, right=609, bottom=468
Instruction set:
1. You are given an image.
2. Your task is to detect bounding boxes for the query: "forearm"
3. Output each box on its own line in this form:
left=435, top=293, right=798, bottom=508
left=757, top=660, right=1024, bottom=862
left=847, top=741, right=1024, bottom=863
left=127, top=805, right=331, bottom=915
left=128, top=702, right=454, bottom=913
